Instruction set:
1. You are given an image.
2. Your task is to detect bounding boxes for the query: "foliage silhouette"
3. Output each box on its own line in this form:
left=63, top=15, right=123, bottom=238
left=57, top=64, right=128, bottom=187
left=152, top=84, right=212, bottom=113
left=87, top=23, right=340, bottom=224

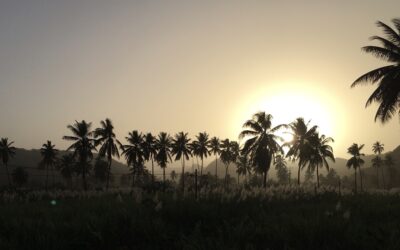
left=346, top=143, right=365, bottom=193
left=39, top=140, right=58, bottom=190
left=0, top=138, right=16, bottom=186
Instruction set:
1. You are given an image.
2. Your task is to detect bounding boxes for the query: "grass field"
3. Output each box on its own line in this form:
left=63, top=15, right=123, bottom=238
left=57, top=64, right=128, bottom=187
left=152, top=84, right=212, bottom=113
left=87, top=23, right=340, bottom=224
left=0, top=187, right=400, bottom=250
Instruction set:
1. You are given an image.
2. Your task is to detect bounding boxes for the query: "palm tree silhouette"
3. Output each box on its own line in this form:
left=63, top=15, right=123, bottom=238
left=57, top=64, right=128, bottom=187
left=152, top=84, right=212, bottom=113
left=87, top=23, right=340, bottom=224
left=121, top=130, right=145, bottom=188
left=220, top=139, right=233, bottom=185
left=40, top=140, right=58, bottom=190
left=63, top=120, right=96, bottom=190
left=143, top=133, right=157, bottom=184
left=171, top=132, right=192, bottom=192
left=274, top=154, right=289, bottom=184
left=303, top=133, right=335, bottom=188
left=239, top=112, right=284, bottom=188
left=0, top=138, right=16, bottom=186
left=346, top=143, right=365, bottom=193
left=170, top=170, right=177, bottom=182
left=236, top=155, right=251, bottom=185
left=94, top=118, right=122, bottom=190
left=384, top=154, right=396, bottom=188
left=285, top=118, right=318, bottom=185
left=191, top=132, right=211, bottom=176
left=351, top=19, right=400, bottom=123
left=372, top=141, right=385, bottom=188
left=371, top=156, right=383, bottom=188
left=209, top=137, right=220, bottom=178
left=57, top=154, right=75, bottom=189
left=155, top=132, right=172, bottom=186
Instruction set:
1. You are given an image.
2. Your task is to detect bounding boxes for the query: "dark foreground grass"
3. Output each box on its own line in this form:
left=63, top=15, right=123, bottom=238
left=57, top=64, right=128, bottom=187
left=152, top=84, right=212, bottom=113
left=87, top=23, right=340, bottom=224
left=0, top=192, right=400, bottom=250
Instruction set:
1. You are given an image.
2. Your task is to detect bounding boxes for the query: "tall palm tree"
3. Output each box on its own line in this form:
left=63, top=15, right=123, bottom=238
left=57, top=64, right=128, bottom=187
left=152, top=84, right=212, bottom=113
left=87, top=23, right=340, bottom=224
left=63, top=120, right=96, bottom=190
left=351, top=19, right=400, bottom=123
left=155, top=132, right=172, bottom=186
left=143, top=133, right=157, bottom=183
left=346, top=143, right=365, bottom=193
left=57, top=154, right=75, bottom=189
left=0, top=138, right=16, bottom=186
left=191, top=132, right=211, bottom=176
left=121, top=130, right=145, bottom=188
left=285, top=118, right=318, bottom=185
left=171, top=132, right=192, bottom=192
left=384, top=154, right=396, bottom=188
left=40, top=140, right=58, bottom=190
left=303, top=133, right=335, bottom=188
left=94, top=118, right=122, bottom=190
left=239, top=112, right=284, bottom=188
left=372, top=141, right=385, bottom=188
left=209, top=137, right=220, bottom=178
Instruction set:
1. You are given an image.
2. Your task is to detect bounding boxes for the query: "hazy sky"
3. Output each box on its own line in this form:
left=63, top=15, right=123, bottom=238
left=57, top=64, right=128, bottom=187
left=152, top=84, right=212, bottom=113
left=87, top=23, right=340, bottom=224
left=1, top=0, right=400, bottom=159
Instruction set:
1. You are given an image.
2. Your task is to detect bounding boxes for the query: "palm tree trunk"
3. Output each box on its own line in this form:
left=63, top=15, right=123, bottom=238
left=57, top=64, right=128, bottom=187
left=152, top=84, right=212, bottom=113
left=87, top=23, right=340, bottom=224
left=359, top=166, right=363, bottom=192
left=151, top=158, right=154, bottom=184
left=131, top=167, right=136, bottom=188
left=82, top=162, right=87, bottom=191
left=316, top=165, right=319, bottom=188
left=297, top=165, right=301, bottom=185
left=376, top=167, right=380, bottom=188
left=381, top=167, right=386, bottom=189
left=5, top=163, right=11, bottom=187
left=215, top=155, right=218, bottom=183
left=106, top=156, right=112, bottom=190
left=201, top=158, right=203, bottom=176
left=225, top=164, right=228, bottom=187
left=354, top=168, right=357, bottom=193
left=45, top=165, right=49, bottom=191
left=52, top=165, right=56, bottom=189
left=163, top=168, right=166, bottom=191
left=263, top=169, right=267, bottom=188
left=182, top=158, right=185, bottom=192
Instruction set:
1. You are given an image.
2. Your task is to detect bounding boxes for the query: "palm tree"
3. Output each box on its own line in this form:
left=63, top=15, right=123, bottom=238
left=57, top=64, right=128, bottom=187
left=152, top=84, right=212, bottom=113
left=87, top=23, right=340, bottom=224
left=351, top=19, right=400, bottom=123
left=384, top=154, right=396, bottom=188
left=121, top=131, right=145, bottom=188
left=274, top=154, right=289, bottom=184
left=285, top=118, right=318, bottom=185
left=57, top=154, right=75, bottom=189
left=0, top=138, right=16, bottom=186
left=155, top=132, right=172, bottom=186
left=171, top=132, right=192, bottom=192
left=346, top=143, right=365, bottom=193
left=209, top=137, right=220, bottom=178
left=170, top=170, right=177, bottom=182
left=63, top=120, right=96, bottom=190
left=94, top=118, right=122, bottom=190
left=143, top=133, right=157, bottom=183
left=239, top=112, right=284, bottom=188
left=40, top=140, right=58, bottom=190
left=303, top=133, right=335, bottom=188
left=371, top=156, right=383, bottom=188
left=220, top=139, right=233, bottom=185
left=372, top=141, right=385, bottom=188
left=236, top=155, right=251, bottom=185
left=191, top=132, right=211, bottom=176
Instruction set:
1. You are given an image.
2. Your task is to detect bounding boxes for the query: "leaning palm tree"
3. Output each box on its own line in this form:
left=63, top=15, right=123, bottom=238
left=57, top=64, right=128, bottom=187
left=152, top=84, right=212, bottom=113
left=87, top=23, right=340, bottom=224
left=40, top=140, right=58, bottom=190
left=0, top=138, right=16, bottom=186
left=63, top=120, right=96, bottom=190
left=346, top=143, right=365, bottom=193
left=303, top=133, right=335, bottom=188
left=94, top=118, right=122, bottom=190
left=285, top=117, right=318, bottom=185
left=191, top=132, right=211, bottom=176
left=121, top=130, right=145, bottom=188
left=171, top=132, right=192, bottom=192
left=155, top=132, right=172, bottom=186
left=372, top=141, right=385, bottom=188
left=351, top=19, right=400, bottom=123
left=209, top=137, right=220, bottom=178
left=143, top=133, right=157, bottom=183
left=239, top=112, right=284, bottom=188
